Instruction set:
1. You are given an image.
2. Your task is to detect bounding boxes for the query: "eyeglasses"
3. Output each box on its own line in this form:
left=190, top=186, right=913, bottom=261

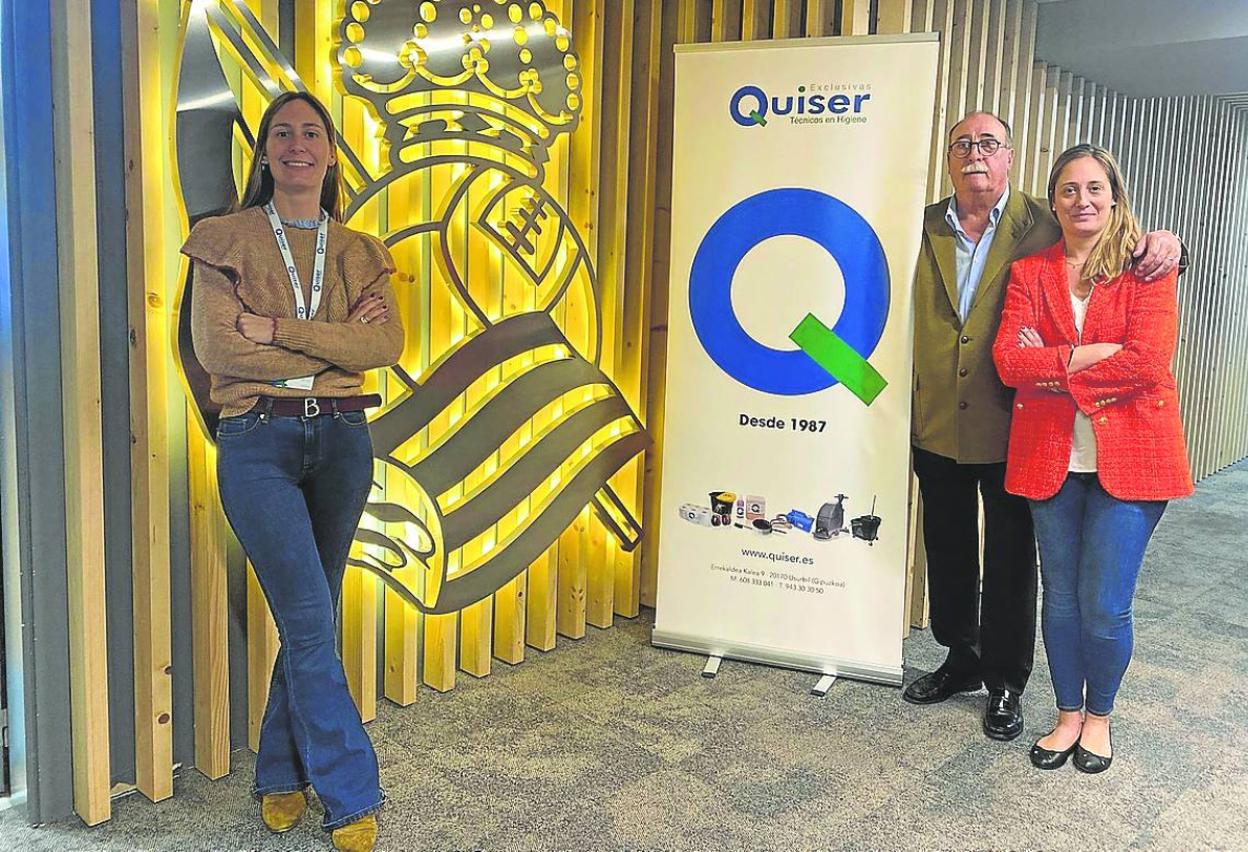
left=948, top=138, right=1008, bottom=158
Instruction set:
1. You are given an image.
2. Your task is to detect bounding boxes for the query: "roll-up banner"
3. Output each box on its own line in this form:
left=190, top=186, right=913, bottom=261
left=653, top=35, right=939, bottom=686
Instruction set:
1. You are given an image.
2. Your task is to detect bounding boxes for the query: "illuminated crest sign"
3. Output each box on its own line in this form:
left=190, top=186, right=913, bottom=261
left=171, top=0, right=648, bottom=614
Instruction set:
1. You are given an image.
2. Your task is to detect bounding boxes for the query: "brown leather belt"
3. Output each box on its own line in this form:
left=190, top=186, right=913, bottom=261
left=258, top=394, right=381, bottom=418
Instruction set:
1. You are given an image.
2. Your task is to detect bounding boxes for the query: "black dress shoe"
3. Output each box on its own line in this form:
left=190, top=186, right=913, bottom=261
left=983, top=688, right=1024, bottom=741
left=1074, top=731, right=1113, bottom=774
left=1029, top=737, right=1077, bottom=769
left=902, top=668, right=983, bottom=705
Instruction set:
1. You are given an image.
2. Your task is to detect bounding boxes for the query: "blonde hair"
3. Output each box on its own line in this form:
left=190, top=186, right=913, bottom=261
left=1047, top=144, right=1141, bottom=283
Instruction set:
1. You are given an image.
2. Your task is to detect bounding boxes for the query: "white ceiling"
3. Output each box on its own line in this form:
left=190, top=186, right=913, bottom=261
left=1035, top=0, right=1248, bottom=98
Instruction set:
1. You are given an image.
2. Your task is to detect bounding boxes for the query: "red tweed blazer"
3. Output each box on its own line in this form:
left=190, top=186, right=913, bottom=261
left=992, top=242, right=1193, bottom=501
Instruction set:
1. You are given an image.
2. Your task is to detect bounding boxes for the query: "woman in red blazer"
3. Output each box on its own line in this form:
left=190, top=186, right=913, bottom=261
left=993, top=144, right=1192, bottom=775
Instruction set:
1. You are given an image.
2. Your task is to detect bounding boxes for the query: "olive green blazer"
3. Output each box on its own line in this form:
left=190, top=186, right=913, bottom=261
left=911, top=188, right=1061, bottom=464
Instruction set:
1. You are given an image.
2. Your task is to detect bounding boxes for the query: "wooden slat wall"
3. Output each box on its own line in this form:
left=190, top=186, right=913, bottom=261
left=50, top=0, right=112, bottom=826
left=119, top=0, right=174, bottom=802
left=43, top=0, right=1245, bottom=825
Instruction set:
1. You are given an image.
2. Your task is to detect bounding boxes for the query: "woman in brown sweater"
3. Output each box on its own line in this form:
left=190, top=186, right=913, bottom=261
left=183, top=92, right=402, bottom=852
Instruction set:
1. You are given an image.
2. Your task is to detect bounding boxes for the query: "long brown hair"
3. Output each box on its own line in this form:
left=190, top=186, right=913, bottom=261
left=1047, top=143, right=1141, bottom=283
left=236, top=91, right=345, bottom=222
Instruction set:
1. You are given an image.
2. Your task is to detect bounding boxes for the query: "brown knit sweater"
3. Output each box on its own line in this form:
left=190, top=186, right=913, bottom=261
left=183, top=206, right=404, bottom=417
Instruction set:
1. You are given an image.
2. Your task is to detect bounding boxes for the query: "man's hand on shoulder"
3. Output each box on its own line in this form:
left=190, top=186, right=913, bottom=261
left=1132, top=230, right=1183, bottom=281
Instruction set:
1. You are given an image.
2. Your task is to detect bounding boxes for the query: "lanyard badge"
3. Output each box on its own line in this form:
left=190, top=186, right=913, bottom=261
left=264, top=203, right=328, bottom=392
left=264, top=202, right=328, bottom=320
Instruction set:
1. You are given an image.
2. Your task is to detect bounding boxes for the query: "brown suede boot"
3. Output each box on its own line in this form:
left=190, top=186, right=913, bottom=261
left=331, top=814, right=378, bottom=852
left=260, top=790, right=306, bottom=833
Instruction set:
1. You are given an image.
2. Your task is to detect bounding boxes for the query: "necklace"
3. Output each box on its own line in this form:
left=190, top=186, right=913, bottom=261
left=1064, top=256, right=1087, bottom=268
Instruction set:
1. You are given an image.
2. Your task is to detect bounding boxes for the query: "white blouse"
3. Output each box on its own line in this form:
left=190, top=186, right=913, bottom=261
left=1069, top=289, right=1098, bottom=472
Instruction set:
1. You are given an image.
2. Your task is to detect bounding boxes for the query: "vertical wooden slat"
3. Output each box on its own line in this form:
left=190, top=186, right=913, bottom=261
left=1222, top=109, right=1248, bottom=468
left=245, top=564, right=278, bottom=752
left=925, top=0, right=956, bottom=202
left=339, top=96, right=380, bottom=721
left=384, top=580, right=420, bottom=701
left=1054, top=69, right=1073, bottom=155
left=556, top=0, right=607, bottom=639
left=1068, top=76, right=1085, bottom=145
left=772, top=0, right=800, bottom=39
left=186, top=428, right=230, bottom=779
left=120, top=0, right=173, bottom=804
left=641, top=0, right=681, bottom=609
left=51, top=0, right=111, bottom=824
left=526, top=549, right=559, bottom=650
left=941, top=0, right=974, bottom=197
left=742, top=0, right=771, bottom=40
left=1228, top=110, right=1248, bottom=467
left=876, top=0, right=913, bottom=34
left=615, top=0, right=663, bottom=619
left=492, top=573, right=527, bottom=665
left=839, top=0, right=871, bottom=36
left=459, top=598, right=493, bottom=678
left=801, top=0, right=827, bottom=37
left=1194, top=98, right=1228, bottom=474
left=711, top=0, right=740, bottom=41
left=678, top=0, right=699, bottom=43
left=585, top=0, right=637, bottom=630
left=557, top=510, right=588, bottom=639
left=964, top=0, right=991, bottom=112
left=1007, top=0, right=1036, bottom=187
left=382, top=147, right=421, bottom=708
left=422, top=612, right=457, bottom=692
left=980, top=0, right=1007, bottom=115
left=1034, top=65, right=1060, bottom=194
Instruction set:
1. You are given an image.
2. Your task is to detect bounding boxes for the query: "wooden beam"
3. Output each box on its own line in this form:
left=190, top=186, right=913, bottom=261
left=492, top=573, right=526, bottom=664
left=741, top=0, right=771, bottom=40
left=557, top=511, right=588, bottom=639
left=51, top=0, right=111, bottom=825
left=926, top=0, right=957, bottom=201
left=964, top=0, right=990, bottom=112
left=839, top=0, right=871, bottom=36
left=187, top=428, right=230, bottom=779
left=459, top=598, right=493, bottom=678
left=245, top=564, right=278, bottom=752
left=615, top=0, right=663, bottom=618
left=981, top=0, right=1007, bottom=115
left=526, top=548, right=558, bottom=650
left=119, top=0, right=173, bottom=805
left=875, top=0, right=913, bottom=34
left=772, top=0, right=800, bottom=39
left=805, top=0, right=830, bottom=37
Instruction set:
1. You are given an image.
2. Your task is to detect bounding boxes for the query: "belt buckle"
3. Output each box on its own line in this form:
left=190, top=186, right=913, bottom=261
left=303, top=397, right=321, bottom=418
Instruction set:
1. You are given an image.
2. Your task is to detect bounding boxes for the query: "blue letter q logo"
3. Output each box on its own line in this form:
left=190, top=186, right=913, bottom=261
left=688, top=188, right=890, bottom=402
left=730, top=85, right=768, bottom=127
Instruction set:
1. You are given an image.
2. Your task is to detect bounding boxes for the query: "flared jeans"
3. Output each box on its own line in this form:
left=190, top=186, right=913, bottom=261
left=216, top=407, right=381, bottom=830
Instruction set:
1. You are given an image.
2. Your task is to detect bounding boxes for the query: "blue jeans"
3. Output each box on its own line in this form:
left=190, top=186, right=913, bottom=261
left=216, top=407, right=381, bottom=830
left=1029, top=473, right=1166, bottom=716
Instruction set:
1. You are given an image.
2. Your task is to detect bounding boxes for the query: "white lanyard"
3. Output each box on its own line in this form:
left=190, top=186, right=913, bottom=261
left=264, top=202, right=328, bottom=320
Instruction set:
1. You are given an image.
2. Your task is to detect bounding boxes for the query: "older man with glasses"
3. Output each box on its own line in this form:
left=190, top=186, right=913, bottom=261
left=905, top=110, right=1182, bottom=741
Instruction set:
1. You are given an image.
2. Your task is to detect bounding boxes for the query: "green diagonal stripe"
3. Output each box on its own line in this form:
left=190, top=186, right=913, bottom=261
left=789, top=313, right=888, bottom=406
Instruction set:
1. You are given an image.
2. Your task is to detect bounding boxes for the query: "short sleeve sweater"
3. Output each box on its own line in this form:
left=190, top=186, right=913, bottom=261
left=182, top=206, right=405, bottom=417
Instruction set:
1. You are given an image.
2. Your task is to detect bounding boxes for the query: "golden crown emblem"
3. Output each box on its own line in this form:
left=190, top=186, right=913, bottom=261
left=338, top=0, right=581, bottom=170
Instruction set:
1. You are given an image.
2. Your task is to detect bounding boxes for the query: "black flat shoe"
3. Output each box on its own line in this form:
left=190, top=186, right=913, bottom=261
left=1029, top=738, right=1077, bottom=769
left=902, top=668, right=983, bottom=705
left=983, top=688, right=1024, bottom=741
left=1074, top=735, right=1113, bottom=774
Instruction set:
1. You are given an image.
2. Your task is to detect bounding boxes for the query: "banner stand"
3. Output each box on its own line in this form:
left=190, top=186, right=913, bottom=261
left=652, top=630, right=903, bottom=687
left=652, top=34, right=938, bottom=689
